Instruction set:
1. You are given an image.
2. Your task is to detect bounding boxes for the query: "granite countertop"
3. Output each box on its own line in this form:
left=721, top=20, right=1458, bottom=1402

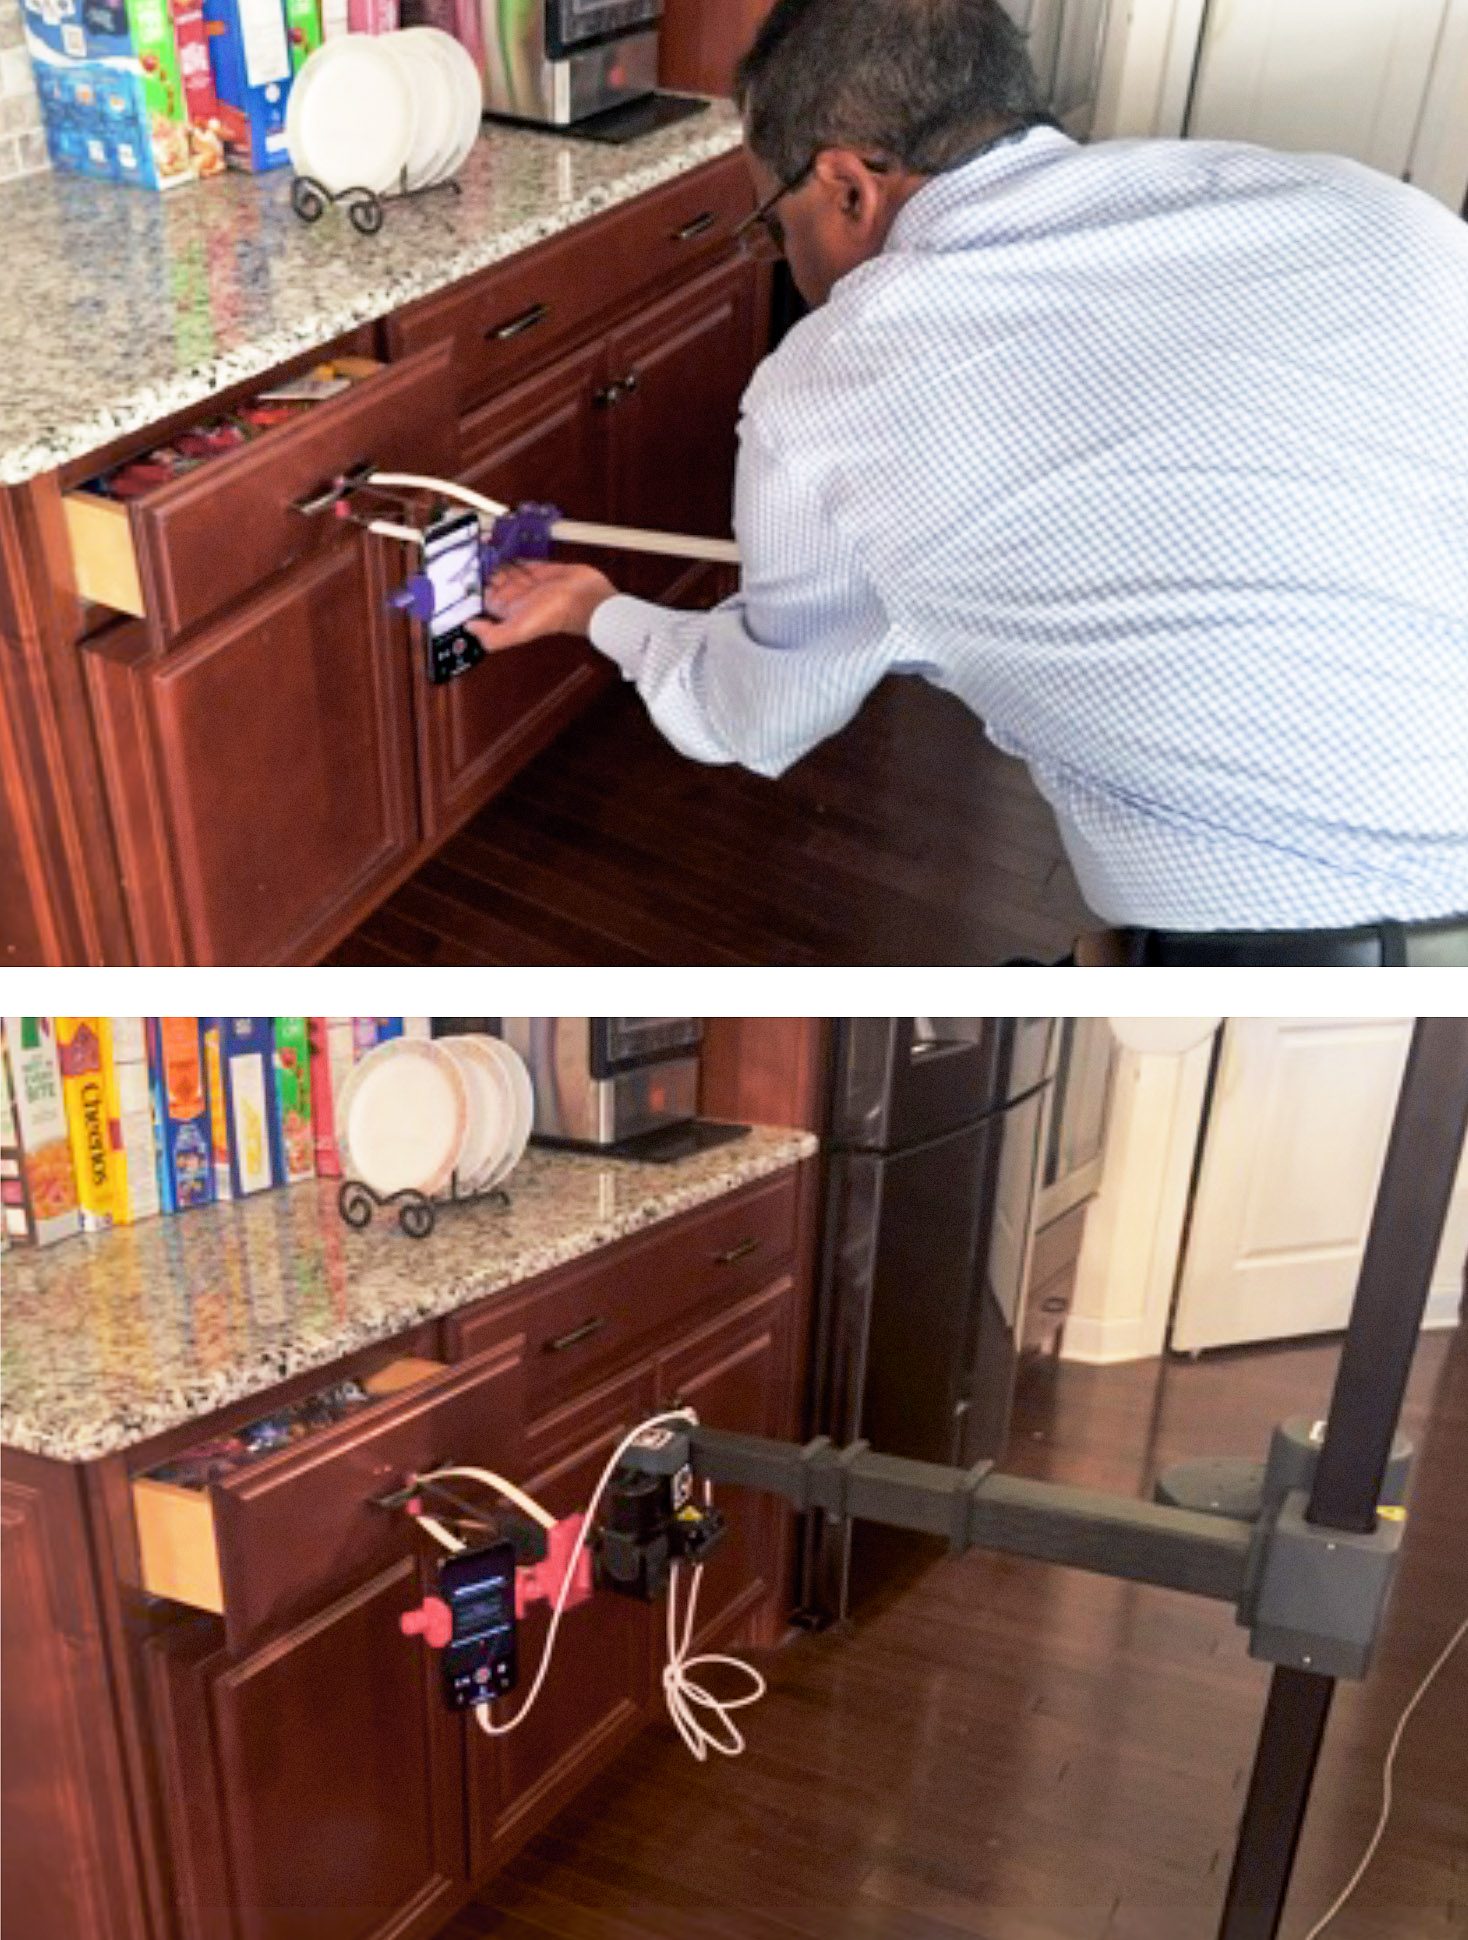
left=0, top=98, right=744, bottom=487
left=0, top=1126, right=815, bottom=1463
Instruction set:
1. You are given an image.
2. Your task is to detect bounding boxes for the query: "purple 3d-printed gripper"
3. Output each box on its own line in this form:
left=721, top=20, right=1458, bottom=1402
left=483, top=502, right=562, bottom=578
left=388, top=575, right=437, bottom=624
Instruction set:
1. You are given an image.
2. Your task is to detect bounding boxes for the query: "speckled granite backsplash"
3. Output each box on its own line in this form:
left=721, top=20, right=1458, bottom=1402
left=0, top=1127, right=815, bottom=1463
left=0, top=97, right=745, bottom=484
left=0, top=0, right=47, bottom=183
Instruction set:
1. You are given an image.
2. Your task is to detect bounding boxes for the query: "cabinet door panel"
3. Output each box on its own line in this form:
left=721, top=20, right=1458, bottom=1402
left=418, top=347, right=612, bottom=841
left=147, top=1559, right=463, bottom=1940
left=86, top=539, right=416, bottom=966
left=607, top=259, right=759, bottom=601
left=468, top=1365, right=656, bottom=1881
left=655, top=1279, right=797, bottom=1653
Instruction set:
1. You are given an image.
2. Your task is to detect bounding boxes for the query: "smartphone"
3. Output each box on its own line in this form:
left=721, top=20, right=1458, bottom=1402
left=421, top=509, right=487, bottom=687
left=437, top=1541, right=518, bottom=1710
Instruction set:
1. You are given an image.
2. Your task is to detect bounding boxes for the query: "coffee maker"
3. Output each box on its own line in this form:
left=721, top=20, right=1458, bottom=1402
left=483, top=0, right=663, bottom=127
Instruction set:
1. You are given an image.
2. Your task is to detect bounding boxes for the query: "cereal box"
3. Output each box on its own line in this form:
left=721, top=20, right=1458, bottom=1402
left=1, top=1019, right=82, bottom=1248
left=202, top=0, right=295, bottom=171
left=56, top=1018, right=118, bottom=1233
left=101, top=1018, right=161, bottom=1224
left=147, top=1017, right=215, bottom=1214
left=283, top=0, right=320, bottom=70
left=308, top=1017, right=356, bottom=1178
left=203, top=1019, right=279, bottom=1199
left=21, top=0, right=196, bottom=190
left=272, top=1017, right=314, bottom=1184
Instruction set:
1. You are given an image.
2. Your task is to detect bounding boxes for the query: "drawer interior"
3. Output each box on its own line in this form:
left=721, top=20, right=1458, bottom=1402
left=132, top=1355, right=444, bottom=1615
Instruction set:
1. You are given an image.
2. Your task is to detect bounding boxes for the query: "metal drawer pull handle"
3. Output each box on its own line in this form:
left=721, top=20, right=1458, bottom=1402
left=673, top=212, right=717, bottom=242
left=291, top=460, right=377, bottom=519
left=545, top=1317, right=608, bottom=1353
left=489, top=302, right=550, bottom=342
left=714, top=1238, right=760, bottom=1266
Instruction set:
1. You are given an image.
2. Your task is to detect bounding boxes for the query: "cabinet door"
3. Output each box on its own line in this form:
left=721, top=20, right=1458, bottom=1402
left=145, top=1557, right=464, bottom=1940
left=605, top=258, right=760, bottom=602
left=467, top=1365, right=656, bottom=1881
left=417, top=346, right=613, bottom=842
left=654, top=1278, right=798, bottom=1654
left=85, top=537, right=417, bottom=966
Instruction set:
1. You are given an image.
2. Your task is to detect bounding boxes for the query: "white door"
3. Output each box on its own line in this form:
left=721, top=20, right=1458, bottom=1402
left=1186, top=0, right=1451, bottom=177
left=1172, top=1019, right=1468, bottom=1353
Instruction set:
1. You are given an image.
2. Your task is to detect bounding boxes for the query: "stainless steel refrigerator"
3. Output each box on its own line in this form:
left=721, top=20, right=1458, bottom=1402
left=802, top=1019, right=1058, bottom=1623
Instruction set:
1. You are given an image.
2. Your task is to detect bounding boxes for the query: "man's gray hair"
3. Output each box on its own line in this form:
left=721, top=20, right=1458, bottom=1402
left=736, top=0, right=1046, bottom=184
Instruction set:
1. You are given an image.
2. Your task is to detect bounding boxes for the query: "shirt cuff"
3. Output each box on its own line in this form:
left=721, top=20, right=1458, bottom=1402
left=587, top=594, right=672, bottom=677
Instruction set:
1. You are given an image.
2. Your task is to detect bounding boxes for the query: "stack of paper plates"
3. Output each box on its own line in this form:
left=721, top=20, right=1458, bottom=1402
left=287, top=27, right=482, bottom=198
left=338, top=1034, right=533, bottom=1203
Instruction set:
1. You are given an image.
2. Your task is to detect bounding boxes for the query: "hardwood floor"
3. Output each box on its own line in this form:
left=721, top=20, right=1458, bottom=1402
left=329, top=677, right=1095, bottom=966
left=438, top=1328, right=1467, bottom=1940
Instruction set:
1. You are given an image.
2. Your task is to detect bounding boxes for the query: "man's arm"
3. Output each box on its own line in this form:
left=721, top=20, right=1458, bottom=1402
left=470, top=414, right=895, bottom=780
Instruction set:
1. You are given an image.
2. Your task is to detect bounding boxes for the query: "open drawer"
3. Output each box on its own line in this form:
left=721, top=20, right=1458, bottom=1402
left=132, top=1338, right=524, bottom=1652
left=62, top=342, right=458, bottom=643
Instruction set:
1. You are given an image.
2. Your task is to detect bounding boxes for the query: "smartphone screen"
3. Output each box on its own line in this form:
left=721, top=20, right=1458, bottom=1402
left=423, top=512, right=484, bottom=642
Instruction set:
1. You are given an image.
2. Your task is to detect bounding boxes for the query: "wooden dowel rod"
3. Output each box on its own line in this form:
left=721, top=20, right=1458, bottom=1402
left=551, top=519, right=742, bottom=566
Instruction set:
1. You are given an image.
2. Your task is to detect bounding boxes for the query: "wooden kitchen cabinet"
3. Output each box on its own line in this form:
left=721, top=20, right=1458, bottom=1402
left=656, top=1277, right=800, bottom=1653
left=2, top=1156, right=817, bottom=1940
left=468, top=1366, right=658, bottom=1879
left=145, top=1556, right=466, bottom=1940
left=418, top=344, right=614, bottom=842
left=84, top=538, right=418, bottom=967
left=606, top=257, right=759, bottom=603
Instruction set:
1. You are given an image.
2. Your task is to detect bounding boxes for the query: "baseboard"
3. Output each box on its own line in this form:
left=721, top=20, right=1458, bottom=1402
left=1422, top=1287, right=1464, bottom=1331
left=1059, top=1310, right=1160, bottom=1365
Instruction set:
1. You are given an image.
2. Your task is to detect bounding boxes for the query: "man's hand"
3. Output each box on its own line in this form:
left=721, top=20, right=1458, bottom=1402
left=467, top=561, right=618, bottom=652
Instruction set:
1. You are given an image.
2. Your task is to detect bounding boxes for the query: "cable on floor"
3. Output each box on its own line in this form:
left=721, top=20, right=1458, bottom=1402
left=1297, top=1610, right=1468, bottom=1940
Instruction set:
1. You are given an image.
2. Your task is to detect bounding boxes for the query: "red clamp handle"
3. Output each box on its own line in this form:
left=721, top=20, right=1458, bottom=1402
left=400, top=1595, right=452, bottom=1649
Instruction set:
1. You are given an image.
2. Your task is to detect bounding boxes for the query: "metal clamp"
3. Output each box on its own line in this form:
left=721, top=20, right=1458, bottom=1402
left=1240, top=1487, right=1408, bottom=1680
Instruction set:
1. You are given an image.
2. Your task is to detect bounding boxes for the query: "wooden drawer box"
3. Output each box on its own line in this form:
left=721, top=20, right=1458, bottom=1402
left=449, top=1170, right=800, bottom=1419
left=62, top=345, right=457, bottom=642
left=386, top=151, right=753, bottom=418
left=131, top=1341, right=523, bottom=1650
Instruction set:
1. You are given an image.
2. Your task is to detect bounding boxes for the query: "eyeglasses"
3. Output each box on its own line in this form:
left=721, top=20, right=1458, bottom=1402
left=735, top=159, right=816, bottom=260
left=735, top=155, right=893, bottom=260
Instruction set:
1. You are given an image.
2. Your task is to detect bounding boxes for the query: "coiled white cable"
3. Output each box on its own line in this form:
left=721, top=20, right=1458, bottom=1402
left=660, top=1483, right=768, bottom=1763
left=410, top=1410, right=766, bottom=1759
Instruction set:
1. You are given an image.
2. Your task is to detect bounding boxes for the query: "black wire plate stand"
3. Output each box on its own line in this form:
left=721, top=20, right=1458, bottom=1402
left=291, top=170, right=463, bottom=236
left=337, top=1171, right=511, bottom=1240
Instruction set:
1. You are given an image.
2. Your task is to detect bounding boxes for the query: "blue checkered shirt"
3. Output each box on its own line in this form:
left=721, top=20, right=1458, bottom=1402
left=589, top=127, right=1468, bottom=932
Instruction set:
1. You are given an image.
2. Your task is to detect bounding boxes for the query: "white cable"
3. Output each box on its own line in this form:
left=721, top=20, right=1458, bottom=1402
left=368, top=473, right=509, bottom=519
left=416, top=1465, right=558, bottom=1533
left=470, top=1408, right=700, bottom=1741
left=368, top=471, right=743, bottom=565
left=414, top=1513, right=464, bottom=1554
left=366, top=518, right=426, bottom=545
left=1297, top=1611, right=1468, bottom=1940
left=410, top=1411, right=767, bottom=1758
left=659, top=1483, right=767, bottom=1762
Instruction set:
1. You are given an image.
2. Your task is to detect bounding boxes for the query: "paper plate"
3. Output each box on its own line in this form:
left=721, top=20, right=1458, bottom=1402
left=389, top=31, right=456, bottom=190
left=478, top=1036, right=534, bottom=1188
left=286, top=35, right=417, bottom=198
left=399, top=27, right=477, bottom=185
left=402, top=25, right=481, bottom=182
left=337, top=1039, right=469, bottom=1201
left=439, top=1036, right=515, bottom=1192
